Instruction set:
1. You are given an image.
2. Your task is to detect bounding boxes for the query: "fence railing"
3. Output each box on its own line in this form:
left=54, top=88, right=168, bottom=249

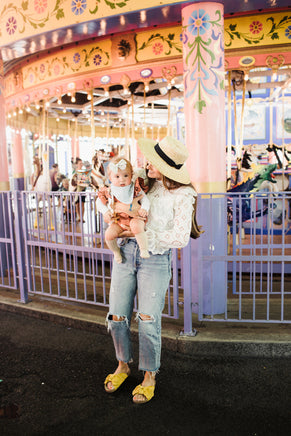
left=0, top=190, right=290, bottom=332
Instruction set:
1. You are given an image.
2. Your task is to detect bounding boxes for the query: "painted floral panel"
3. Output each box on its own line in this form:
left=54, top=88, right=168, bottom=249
left=22, top=39, right=111, bottom=88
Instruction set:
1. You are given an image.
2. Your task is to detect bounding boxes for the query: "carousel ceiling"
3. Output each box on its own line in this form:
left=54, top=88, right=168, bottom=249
left=23, top=67, right=291, bottom=129
left=29, top=77, right=185, bottom=129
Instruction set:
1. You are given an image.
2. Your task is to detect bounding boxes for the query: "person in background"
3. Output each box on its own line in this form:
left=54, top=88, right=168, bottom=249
left=50, top=163, right=59, bottom=192
left=72, top=157, right=86, bottom=222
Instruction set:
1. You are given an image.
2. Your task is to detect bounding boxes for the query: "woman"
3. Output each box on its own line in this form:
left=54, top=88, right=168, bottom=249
left=104, top=136, right=202, bottom=404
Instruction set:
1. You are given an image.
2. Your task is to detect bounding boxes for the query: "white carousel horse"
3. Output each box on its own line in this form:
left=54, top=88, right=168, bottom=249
left=91, top=152, right=106, bottom=190
left=31, top=153, right=53, bottom=229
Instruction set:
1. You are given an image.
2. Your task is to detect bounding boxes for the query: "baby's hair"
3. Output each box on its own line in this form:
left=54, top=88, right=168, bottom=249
left=107, top=156, right=133, bottom=176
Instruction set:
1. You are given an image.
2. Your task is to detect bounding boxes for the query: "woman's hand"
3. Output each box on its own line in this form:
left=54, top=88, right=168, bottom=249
left=138, top=208, right=148, bottom=218
left=114, top=194, right=143, bottom=217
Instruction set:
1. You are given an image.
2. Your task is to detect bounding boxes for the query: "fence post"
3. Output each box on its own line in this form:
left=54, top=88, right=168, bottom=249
left=13, top=191, right=28, bottom=303
left=0, top=192, right=9, bottom=274
left=182, top=242, right=193, bottom=334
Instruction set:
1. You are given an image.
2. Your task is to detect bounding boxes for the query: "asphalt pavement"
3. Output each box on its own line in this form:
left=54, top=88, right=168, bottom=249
left=0, top=310, right=290, bottom=436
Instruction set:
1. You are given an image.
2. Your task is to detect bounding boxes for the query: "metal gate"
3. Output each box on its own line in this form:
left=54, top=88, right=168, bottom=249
left=1, top=190, right=291, bottom=332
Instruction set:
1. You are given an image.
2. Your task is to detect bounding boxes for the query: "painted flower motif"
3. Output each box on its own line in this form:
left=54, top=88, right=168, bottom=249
left=285, top=25, right=291, bottom=39
left=53, top=64, right=60, bottom=76
left=39, top=64, right=46, bottom=74
left=93, top=54, right=102, bottom=66
left=29, top=73, right=35, bottom=84
left=249, top=21, right=263, bottom=34
left=6, top=17, right=17, bottom=35
left=34, top=0, right=48, bottom=14
left=152, top=42, right=163, bottom=55
left=188, top=9, right=210, bottom=36
left=73, top=53, right=81, bottom=63
left=71, top=0, right=87, bottom=15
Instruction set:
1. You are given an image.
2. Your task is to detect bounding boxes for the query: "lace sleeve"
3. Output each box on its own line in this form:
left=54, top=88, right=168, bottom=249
left=146, top=190, right=195, bottom=252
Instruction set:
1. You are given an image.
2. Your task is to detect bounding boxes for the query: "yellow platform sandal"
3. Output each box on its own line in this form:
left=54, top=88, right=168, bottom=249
left=132, top=384, right=155, bottom=404
left=104, top=372, right=129, bottom=393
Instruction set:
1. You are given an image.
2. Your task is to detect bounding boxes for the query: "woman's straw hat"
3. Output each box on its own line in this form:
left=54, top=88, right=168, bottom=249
left=138, top=136, right=190, bottom=184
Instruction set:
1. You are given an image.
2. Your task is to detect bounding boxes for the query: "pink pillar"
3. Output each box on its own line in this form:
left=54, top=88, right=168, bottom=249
left=11, top=129, right=25, bottom=190
left=0, top=56, right=9, bottom=191
left=182, top=2, right=225, bottom=193
left=182, top=3, right=226, bottom=317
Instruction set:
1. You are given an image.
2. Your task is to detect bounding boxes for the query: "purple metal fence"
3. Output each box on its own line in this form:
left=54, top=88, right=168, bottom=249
left=182, top=192, right=291, bottom=330
left=1, top=190, right=290, bottom=332
left=0, top=191, right=181, bottom=318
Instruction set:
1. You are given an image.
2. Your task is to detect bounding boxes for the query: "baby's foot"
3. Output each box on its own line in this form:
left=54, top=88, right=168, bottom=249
left=140, top=250, right=150, bottom=259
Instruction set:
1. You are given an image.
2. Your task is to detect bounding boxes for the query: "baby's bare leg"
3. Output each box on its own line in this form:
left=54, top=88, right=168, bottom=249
left=105, top=223, right=123, bottom=263
left=130, top=219, right=150, bottom=259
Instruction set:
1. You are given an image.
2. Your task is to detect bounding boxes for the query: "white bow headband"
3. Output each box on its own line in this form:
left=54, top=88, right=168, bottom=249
left=109, top=159, right=128, bottom=174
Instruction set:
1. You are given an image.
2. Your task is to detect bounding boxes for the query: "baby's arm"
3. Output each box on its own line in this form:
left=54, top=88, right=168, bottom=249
left=138, top=191, right=150, bottom=218
left=96, top=197, right=112, bottom=223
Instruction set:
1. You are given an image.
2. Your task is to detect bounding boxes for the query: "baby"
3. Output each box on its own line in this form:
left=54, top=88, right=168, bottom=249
left=97, top=157, right=150, bottom=263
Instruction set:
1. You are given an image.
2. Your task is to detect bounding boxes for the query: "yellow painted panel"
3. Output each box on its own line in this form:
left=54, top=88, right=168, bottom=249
left=0, top=0, right=184, bottom=47
left=135, top=26, right=182, bottom=62
left=22, top=39, right=112, bottom=89
left=224, top=12, right=291, bottom=49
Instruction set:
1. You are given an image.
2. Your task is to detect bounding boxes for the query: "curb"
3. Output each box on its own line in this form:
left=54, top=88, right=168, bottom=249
left=1, top=300, right=290, bottom=359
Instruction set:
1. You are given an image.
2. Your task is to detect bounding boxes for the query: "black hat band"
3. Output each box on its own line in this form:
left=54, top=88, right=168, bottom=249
left=154, top=143, right=183, bottom=170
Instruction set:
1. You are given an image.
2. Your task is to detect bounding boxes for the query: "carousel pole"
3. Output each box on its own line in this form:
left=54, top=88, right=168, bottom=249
left=130, top=93, right=135, bottom=163
left=282, top=89, right=285, bottom=182
left=90, top=89, right=95, bottom=156
left=106, top=111, right=110, bottom=151
left=151, top=103, right=154, bottom=140
left=119, top=122, right=122, bottom=155
left=125, top=104, right=130, bottom=159
left=43, top=101, right=50, bottom=186
left=74, top=118, right=79, bottom=158
left=270, top=90, right=273, bottom=147
left=143, top=84, right=147, bottom=138
left=239, top=77, right=246, bottom=160
left=167, top=88, right=172, bottom=136
left=227, top=71, right=232, bottom=187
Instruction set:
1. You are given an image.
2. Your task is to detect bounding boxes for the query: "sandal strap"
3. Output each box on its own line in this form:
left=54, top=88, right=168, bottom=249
left=104, top=372, right=128, bottom=389
left=132, top=384, right=155, bottom=401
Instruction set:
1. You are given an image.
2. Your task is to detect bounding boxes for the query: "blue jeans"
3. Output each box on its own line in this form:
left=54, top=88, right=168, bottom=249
left=107, top=239, right=172, bottom=373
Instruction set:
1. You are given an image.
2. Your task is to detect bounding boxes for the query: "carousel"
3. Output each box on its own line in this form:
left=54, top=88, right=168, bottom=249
left=0, top=1, right=291, bottom=322
left=0, top=1, right=290, bottom=196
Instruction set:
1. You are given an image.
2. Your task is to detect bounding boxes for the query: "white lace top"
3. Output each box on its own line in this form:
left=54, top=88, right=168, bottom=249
left=145, top=180, right=197, bottom=255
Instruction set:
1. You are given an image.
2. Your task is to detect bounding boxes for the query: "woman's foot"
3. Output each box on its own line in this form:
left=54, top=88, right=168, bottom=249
left=105, top=362, right=130, bottom=392
left=133, top=372, right=156, bottom=404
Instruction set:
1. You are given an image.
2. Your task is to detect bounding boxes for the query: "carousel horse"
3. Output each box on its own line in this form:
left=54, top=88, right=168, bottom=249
left=91, top=152, right=106, bottom=190
left=31, top=154, right=53, bottom=229
left=227, top=164, right=278, bottom=226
